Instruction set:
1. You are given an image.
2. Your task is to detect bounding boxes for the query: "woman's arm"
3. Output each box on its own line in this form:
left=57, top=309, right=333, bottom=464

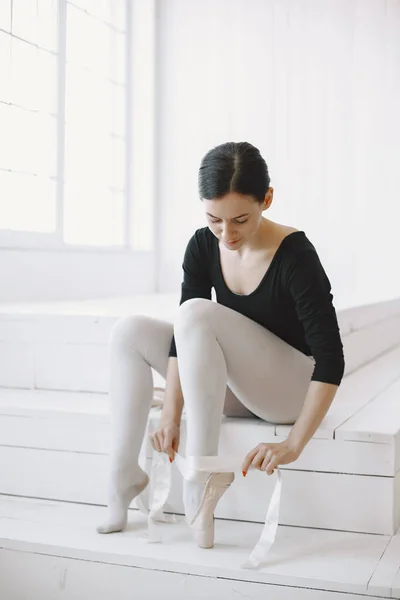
left=287, top=248, right=345, bottom=386
left=286, top=380, right=338, bottom=453
left=160, top=357, right=184, bottom=425
left=151, top=358, right=184, bottom=460
left=284, top=247, right=344, bottom=450
left=241, top=380, right=339, bottom=474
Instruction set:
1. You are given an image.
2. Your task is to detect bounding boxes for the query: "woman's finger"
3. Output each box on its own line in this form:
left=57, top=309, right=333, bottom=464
left=251, top=450, right=266, bottom=470
left=264, top=455, right=279, bottom=475
left=242, top=447, right=259, bottom=473
left=261, top=452, right=273, bottom=471
left=162, top=432, right=174, bottom=459
left=162, top=430, right=171, bottom=451
left=152, top=432, right=162, bottom=453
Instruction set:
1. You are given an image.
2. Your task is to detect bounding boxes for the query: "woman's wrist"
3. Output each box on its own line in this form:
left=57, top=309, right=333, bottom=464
left=160, top=406, right=182, bottom=427
left=161, top=391, right=184, bottom=424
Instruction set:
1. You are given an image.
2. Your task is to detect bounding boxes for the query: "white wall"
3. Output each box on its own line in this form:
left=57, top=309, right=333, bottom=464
left=156, top=0, right=400, bottom=310
left=2, top=0, right=399, bottom=306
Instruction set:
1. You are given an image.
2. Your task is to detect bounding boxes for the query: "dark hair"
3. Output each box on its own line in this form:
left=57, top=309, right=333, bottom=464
left=198, top=142, right=270, bottom=204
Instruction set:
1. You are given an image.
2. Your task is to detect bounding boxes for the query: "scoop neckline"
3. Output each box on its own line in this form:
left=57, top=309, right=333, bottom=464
left=215, top=230, right=305, bottom=298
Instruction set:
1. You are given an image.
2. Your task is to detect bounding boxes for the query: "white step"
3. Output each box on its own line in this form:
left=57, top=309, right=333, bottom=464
left=0, top=295, right=400, bottom=392
left=0, top=494, right=398, bottom=600
left=0, top=294, right=179, bottom=391
left=1, top=358, right=400, bottom=535
left=1, top=295, right=400, bottom=535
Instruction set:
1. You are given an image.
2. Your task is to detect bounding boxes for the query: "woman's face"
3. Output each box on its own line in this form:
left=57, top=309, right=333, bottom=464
left=203, top=191, right=270, bottom=251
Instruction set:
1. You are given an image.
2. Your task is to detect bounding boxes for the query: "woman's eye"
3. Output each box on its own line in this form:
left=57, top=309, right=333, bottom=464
left=209, top=218, right=248, bottom=225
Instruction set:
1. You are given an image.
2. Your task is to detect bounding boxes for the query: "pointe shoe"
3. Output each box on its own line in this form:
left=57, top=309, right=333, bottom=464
left=186, top=471, right=234, bottom=549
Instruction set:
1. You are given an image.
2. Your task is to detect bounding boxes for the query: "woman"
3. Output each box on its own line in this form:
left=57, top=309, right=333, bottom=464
left=97, top=142, right=345, bottom=549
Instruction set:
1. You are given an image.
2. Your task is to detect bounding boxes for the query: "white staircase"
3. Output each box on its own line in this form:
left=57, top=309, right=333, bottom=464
left=1, top=294, right=400, bottom=599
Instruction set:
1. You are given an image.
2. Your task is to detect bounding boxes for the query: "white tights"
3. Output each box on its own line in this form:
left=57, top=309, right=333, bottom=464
left=98, top=298, right=314, bottom=533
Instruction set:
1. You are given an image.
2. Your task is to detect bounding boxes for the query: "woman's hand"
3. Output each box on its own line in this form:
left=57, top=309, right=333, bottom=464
left=149, top=419, right=180, bottom=462
left=241, top=440, right=301, bottom=476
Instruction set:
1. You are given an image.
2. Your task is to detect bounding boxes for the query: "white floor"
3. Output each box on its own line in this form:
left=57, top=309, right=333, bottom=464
left=0, top=494, right=399, bottom=599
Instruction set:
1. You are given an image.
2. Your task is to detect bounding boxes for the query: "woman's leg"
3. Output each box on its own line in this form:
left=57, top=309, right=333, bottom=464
left=98, top=315, right=173, bottom=533
left=174, top=298, right=314, bottom=520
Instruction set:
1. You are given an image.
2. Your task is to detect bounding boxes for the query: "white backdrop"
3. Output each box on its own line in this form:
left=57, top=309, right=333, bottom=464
left=157, top=0, right=400, bottom=310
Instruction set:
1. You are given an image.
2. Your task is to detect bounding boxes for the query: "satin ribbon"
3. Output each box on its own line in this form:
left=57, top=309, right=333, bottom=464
left=137, top=445, right=282, bottom=569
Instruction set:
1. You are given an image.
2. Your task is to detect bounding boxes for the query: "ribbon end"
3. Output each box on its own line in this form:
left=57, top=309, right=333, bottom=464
left=240, top=562, right=260, bottom=570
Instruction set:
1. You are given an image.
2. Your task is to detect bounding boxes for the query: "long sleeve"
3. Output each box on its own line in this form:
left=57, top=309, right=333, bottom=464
left=169, top=230, right=212, bottom=357
left=287, top=249, right=345, bottom=385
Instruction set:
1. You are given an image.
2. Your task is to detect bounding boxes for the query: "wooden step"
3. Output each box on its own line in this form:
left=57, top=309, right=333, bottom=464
left=1, top=353, right=400, bottom=535
left=1, top=295, right=399, bottom=535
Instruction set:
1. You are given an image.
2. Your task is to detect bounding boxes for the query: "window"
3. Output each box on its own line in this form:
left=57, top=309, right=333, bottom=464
left=0, top=0, right=150, bottom=250
left=64, top=0, right=126, bottom=246
left=0, top=0, right=58, bottom=235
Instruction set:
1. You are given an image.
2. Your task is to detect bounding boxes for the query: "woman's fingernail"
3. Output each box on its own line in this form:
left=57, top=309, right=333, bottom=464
left=169, top=457, right=173, bottom=463
left=242, top=470, right=247, bottom=477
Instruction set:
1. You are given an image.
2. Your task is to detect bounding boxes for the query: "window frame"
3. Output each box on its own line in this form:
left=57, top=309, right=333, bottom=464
left=0, top=0, right=151, bottom=254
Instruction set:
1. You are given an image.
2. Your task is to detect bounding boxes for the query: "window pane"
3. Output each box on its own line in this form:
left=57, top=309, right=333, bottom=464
left=8, top=105, right=37, bottom=173
left=65, top=69, right=125, bottom=137
left=111, top=83, right=125, bottom=136
left=65, top=68, right=113, bottom=132
left=69, top=0, right=125, bottom=31
left=0, top=32, right=11, bottom=104
left=12, top=0, right=38, bottom=45
left=10, top=37, right=37, bottom=109
left=0, top=103, right=11, bottom=170
left=111, top=136, right=124, bottom=190
left=66, top=5, right=89, bottom=68
left=65, top=126, right=109, bottom=183
left=37, top=0, right=58, bottom=52
left=9, top=39, right=56, bottom=114
left=85, top=0, right=110, bottom=22
left=67, top=5, right=110, bottom=76
left=109, top=30, right=125, bottom=84
left=69, top=0, right=97, bottom=16
left=0, top=0, right=58, bottom=237
left=110, top=0, right=126, bottom=32
left=67, top=4, right=125, bottom=83
left=36, top=49, right=57, bottom=114
left=65, top=130, right=124, bottom=189
left=3, top=105, right=56, bottom=177
left=0, top=170, right=56, bottom=232
left=0, top=1, right=12, bottom=33
left=64, top=182, right=124, bottom=245
left=64, top=1, right=127, bottom=246
left=35, top=112, right=57, bottom=177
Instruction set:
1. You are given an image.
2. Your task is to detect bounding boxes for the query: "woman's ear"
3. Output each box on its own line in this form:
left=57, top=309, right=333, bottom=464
left=263, top=187, right=274, bottom=210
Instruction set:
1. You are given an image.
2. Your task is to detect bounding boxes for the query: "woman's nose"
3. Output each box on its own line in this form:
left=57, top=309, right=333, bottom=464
left=221, top=226, right=237, bottom=241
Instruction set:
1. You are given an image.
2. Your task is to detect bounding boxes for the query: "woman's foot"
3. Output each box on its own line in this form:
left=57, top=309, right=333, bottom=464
left=97, top=467, right=149, bottom=534
left=184, top=471, right=235, bottom=548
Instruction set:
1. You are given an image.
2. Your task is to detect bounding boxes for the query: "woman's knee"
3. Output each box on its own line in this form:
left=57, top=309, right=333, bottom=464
left=174, top=298, right=215, bottom=334
left=110, top=315, right=152, bottom=352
